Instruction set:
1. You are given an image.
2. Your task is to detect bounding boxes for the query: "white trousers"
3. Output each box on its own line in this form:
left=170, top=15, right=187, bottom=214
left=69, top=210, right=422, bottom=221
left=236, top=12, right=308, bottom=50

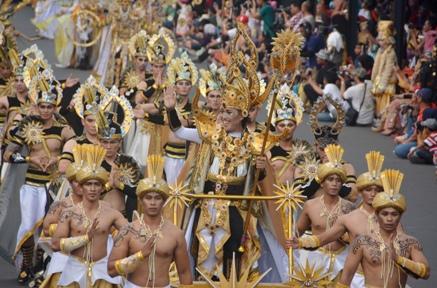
left=164, top=156, right=185, bottom=185
left=15, top=184, right=47, bottom=256
left=124, top=280, right=170, bottom=288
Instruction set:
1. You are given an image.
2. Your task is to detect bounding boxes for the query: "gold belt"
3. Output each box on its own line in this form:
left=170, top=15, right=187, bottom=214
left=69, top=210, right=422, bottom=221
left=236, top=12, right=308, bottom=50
left=206, top=172, right=245, bottom=185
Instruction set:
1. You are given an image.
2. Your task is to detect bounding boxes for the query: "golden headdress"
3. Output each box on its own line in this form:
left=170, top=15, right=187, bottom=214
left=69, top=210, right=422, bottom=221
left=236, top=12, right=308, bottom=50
left=372, top=169, right=406, bottom=213
left=316, top=144, right=347, bottom=183
left=199, top=63, right=225, bottom=97
left=310, top=94, right=345, bottom=147
left=27, top=68, right=62, bottom=106
left=136, top=155, right=169, bottom=199
left=75, top=144, right=109, bottom=184
left=271, top=29, right=305, bottom=74
left=0, top=20, right=16, bottom=67
left=356, top=151, right=384, bottom=190
left=73, top=75, right=108, bottom=118
left=269, top=83, right=304, bottom=125
left=96, top=86, right=133, bottom=139
left=147, top=30, right=175, bottom=64
left=222, top=22, right=275, bottom=117
left=65, top=144, right=87, bottom=181
left=128, top=30, right=149, bottom=58
left=166, top=51, right=198, bottom=85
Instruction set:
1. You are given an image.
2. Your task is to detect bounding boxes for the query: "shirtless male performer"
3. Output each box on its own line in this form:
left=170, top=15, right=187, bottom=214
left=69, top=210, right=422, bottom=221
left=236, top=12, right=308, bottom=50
left=52, top=144, right=127, bottom=288
left=294, top=144, right=354, bottom=281
left=3, top=78, right=75, bottom=283
left=289, top=151, right=386, bottom=287
left=336, top=169, right=430, bottom=288
left=108, top=155, right=192, bottom=288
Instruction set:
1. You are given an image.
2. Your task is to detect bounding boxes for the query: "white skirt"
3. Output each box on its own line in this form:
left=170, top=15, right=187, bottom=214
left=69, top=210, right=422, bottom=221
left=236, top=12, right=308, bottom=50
left=164, top=156, right=185, bottom=185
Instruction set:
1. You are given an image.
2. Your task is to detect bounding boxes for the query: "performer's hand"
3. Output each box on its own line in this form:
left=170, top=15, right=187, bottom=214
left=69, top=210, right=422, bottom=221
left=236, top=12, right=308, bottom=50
left=164, top=85, right=176, bottom=109
left=65, top=75, right=80, bottom=88
left=140, top=235, right=157, bottom=258
left=137, top=81, right=148, bottom=91
left=285, top=237, right=299, bottom=249
left=41, top=156, right=58, bottom=172
left=255, top=155, right=267, bottom=170
left=87, top=218, right=99, bottom=240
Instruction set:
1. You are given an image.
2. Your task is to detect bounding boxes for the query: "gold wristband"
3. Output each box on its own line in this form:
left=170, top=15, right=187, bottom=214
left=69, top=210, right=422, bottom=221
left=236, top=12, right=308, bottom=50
left=114, top=251, right=144, bottom=275
left=48, top=223, right=57, bottom=237
left=298, top=235, right=321, bottom=249
left=60, top=234, right=89, bottom=253
left=334, top=283, right=349, bottom=288
left=105, top=182, right=112, bottom=191
left=396, top=256, right=429, bottom=278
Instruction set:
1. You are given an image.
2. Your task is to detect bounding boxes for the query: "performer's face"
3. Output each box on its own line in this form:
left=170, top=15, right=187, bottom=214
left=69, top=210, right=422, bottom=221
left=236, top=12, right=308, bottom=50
left=320, top=174, right=342, bottom=196
left=206, top=90, right=222, bottom=111
left=14, top=76, right=27, bottom=93
left=152, top=63, right=165, bottom=77
left=141, top=192, right=165, bottom=217
left=248, top=106, right=259, bottom=123
left=82, top=115, right=97, bottom=136
left=134, top=56, right=147, bottom=71
left=175, top=80, right=192, bottom=97
left=377, top=207, right=401, bottom=232
left=81, top=179, right=103, bottom=202
left=220, top=107, right=243, bottom=132
left=361, top=185, right=383, bottom=206
left=100, top=138, right=121, bottom=158
left=38, top=102, right=56, bottom=121
left=0, top=64, right=11, bottom=78
left=276, top=120, right=296, bottom=140
left=71, top=180, right=83, bottom=197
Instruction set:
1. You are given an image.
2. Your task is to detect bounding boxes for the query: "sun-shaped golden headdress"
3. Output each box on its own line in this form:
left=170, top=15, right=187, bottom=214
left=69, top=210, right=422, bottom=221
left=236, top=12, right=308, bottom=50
left=199, top=63, right=225, bottom=97
left=73, top=75, right=108, bottom=118
left=27, top=67, right=62, bottom=106
left=128, top=30, right=149, bottom=58
left=316, top=144, right=347, bottom=183
left=166, top=51, right=198, bottom=85
left=222, top=22, right=275, bottom=117
left=136, top=155, right=169, bottom=199
left=75, top=144, right=109, bottom=184
left=372, top=169, right=406, bottom=213
left=147, top=30, right=175, bottom=64
left=270, top=29, right=305, bottom=75
left=356, top=151, right=384, bottom=191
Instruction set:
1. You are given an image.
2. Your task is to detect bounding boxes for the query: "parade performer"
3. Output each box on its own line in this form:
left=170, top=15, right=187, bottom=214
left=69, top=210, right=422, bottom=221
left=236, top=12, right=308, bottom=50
left=52, top=144, right=127, bottom=288
left=162, top=24, right=287, bottom=280
left=294, top=144, right=355, bottom=283
left=371, top=20, right=397, bottom=131
left=108, top=155, right=193, bottom=288
left=95, top=89, right=140, bottom=220
left=337, top=170, right=430, bottom=288
left=3, top=69, right=75, bottom=283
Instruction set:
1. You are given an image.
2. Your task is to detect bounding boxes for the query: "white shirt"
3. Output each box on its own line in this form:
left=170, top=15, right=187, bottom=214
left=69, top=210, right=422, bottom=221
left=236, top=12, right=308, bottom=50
left=326, top=29, right=344, bottom=52
left=323, top=83, right=350, bottom=115
left=343, top=80, right=374, bottom=125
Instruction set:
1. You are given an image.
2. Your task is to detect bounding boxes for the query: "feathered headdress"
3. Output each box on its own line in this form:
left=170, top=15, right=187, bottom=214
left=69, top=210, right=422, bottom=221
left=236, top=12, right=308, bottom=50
left=316, top=144, right=347, bottom=183
left=136, top=155, right=169, bottom=199
left=147, top=30, right=175, bottom=64
left=73, top=75, right=108, bottom=118
left=199, top=63, right=225, bottom=97
left=373, top=169, right=406, bottom=213
left=75, top=144, right=109, bottom=184
left=356, top=151, right=384, bottom=190
left=166, top=51, right=198, bottom=85
left=128, top=30, right=149, bottom=58
left=65, top=144, right=87, bottom=181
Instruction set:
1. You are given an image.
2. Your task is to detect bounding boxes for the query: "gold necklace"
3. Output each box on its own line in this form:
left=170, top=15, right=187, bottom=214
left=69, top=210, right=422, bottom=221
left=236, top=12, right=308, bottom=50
left=373, top=227, right=401, bottom=288
left=78, top=201, right=101, bottom=229
left=319, top=195, right=342, bottom=229
left=360, top=206, right=376, bottom=233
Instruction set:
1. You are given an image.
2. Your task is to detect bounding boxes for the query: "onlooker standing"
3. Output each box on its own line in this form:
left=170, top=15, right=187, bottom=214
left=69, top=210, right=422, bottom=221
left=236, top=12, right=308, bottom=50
left=341, top=68, right=375, bottom=126
left=252, top=0, right=275, bottom=51
left=286, top=0, right=304, bottom=31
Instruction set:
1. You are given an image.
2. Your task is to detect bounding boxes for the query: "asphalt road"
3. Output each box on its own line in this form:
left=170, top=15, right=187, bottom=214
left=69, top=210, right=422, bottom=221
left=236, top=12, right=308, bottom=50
left=0, top=6, right=436, bottom=288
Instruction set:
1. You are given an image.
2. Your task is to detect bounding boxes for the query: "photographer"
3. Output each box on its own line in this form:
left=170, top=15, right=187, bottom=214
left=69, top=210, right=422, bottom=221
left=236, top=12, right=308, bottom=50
left=340, top=67, right=374, bottom=126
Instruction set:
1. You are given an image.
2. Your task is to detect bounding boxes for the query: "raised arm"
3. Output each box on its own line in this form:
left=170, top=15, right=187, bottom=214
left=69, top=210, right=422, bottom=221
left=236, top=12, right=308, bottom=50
left=58, top=137, right=76, bottom=174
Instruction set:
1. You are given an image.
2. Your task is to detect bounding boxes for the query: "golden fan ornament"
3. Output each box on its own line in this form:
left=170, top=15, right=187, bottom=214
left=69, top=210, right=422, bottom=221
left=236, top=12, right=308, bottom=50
left=271, top=30, right=305, bottom=74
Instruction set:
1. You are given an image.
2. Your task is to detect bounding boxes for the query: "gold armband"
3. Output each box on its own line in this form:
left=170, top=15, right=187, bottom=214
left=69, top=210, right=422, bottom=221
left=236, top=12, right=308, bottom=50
left=105, top=182, right=112, bottom=191
left=117, top=182, right=125, bottom=191
left=396, top=256, right=429, bottom=278
left=334, top=283, right=349, bottom=288
left=114, top=251, right=144, bottom=275
left=298, top=235, right=321, bottom=249
left=25, top=156, right=30, bottom=163
left=60, top=235, right=89, bottom=253
left=48, top=224, right=57, bottom=237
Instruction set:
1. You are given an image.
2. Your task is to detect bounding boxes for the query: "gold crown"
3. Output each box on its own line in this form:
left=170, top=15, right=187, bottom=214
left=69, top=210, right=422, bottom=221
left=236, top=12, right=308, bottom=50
left=136, top=155, right=169, bottom=198
left=356, top=151, right=384, bottom=190
left=316, top=144, right=347, bottom=183
left=28, top=71, right=62, bottom=106
left=269, top=83, right=304, bottom=124
left=73, top=75, right=108, bottom=118
left=65, top=144, right=87, bottom=181
left=167, top=52, right=198, bottom=85
left=271, top=29, right=305, bottom=74
left=373, top=169, right=406, bottom=213
left=222, top=22, right=275, bottom=116
left=128, top=30, right=149, bottom=58
left=199, top=63, right=225, bottom=97
left=75, top=144, right=109, bottom=184
left=147, top=31, right=175, bottom=64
